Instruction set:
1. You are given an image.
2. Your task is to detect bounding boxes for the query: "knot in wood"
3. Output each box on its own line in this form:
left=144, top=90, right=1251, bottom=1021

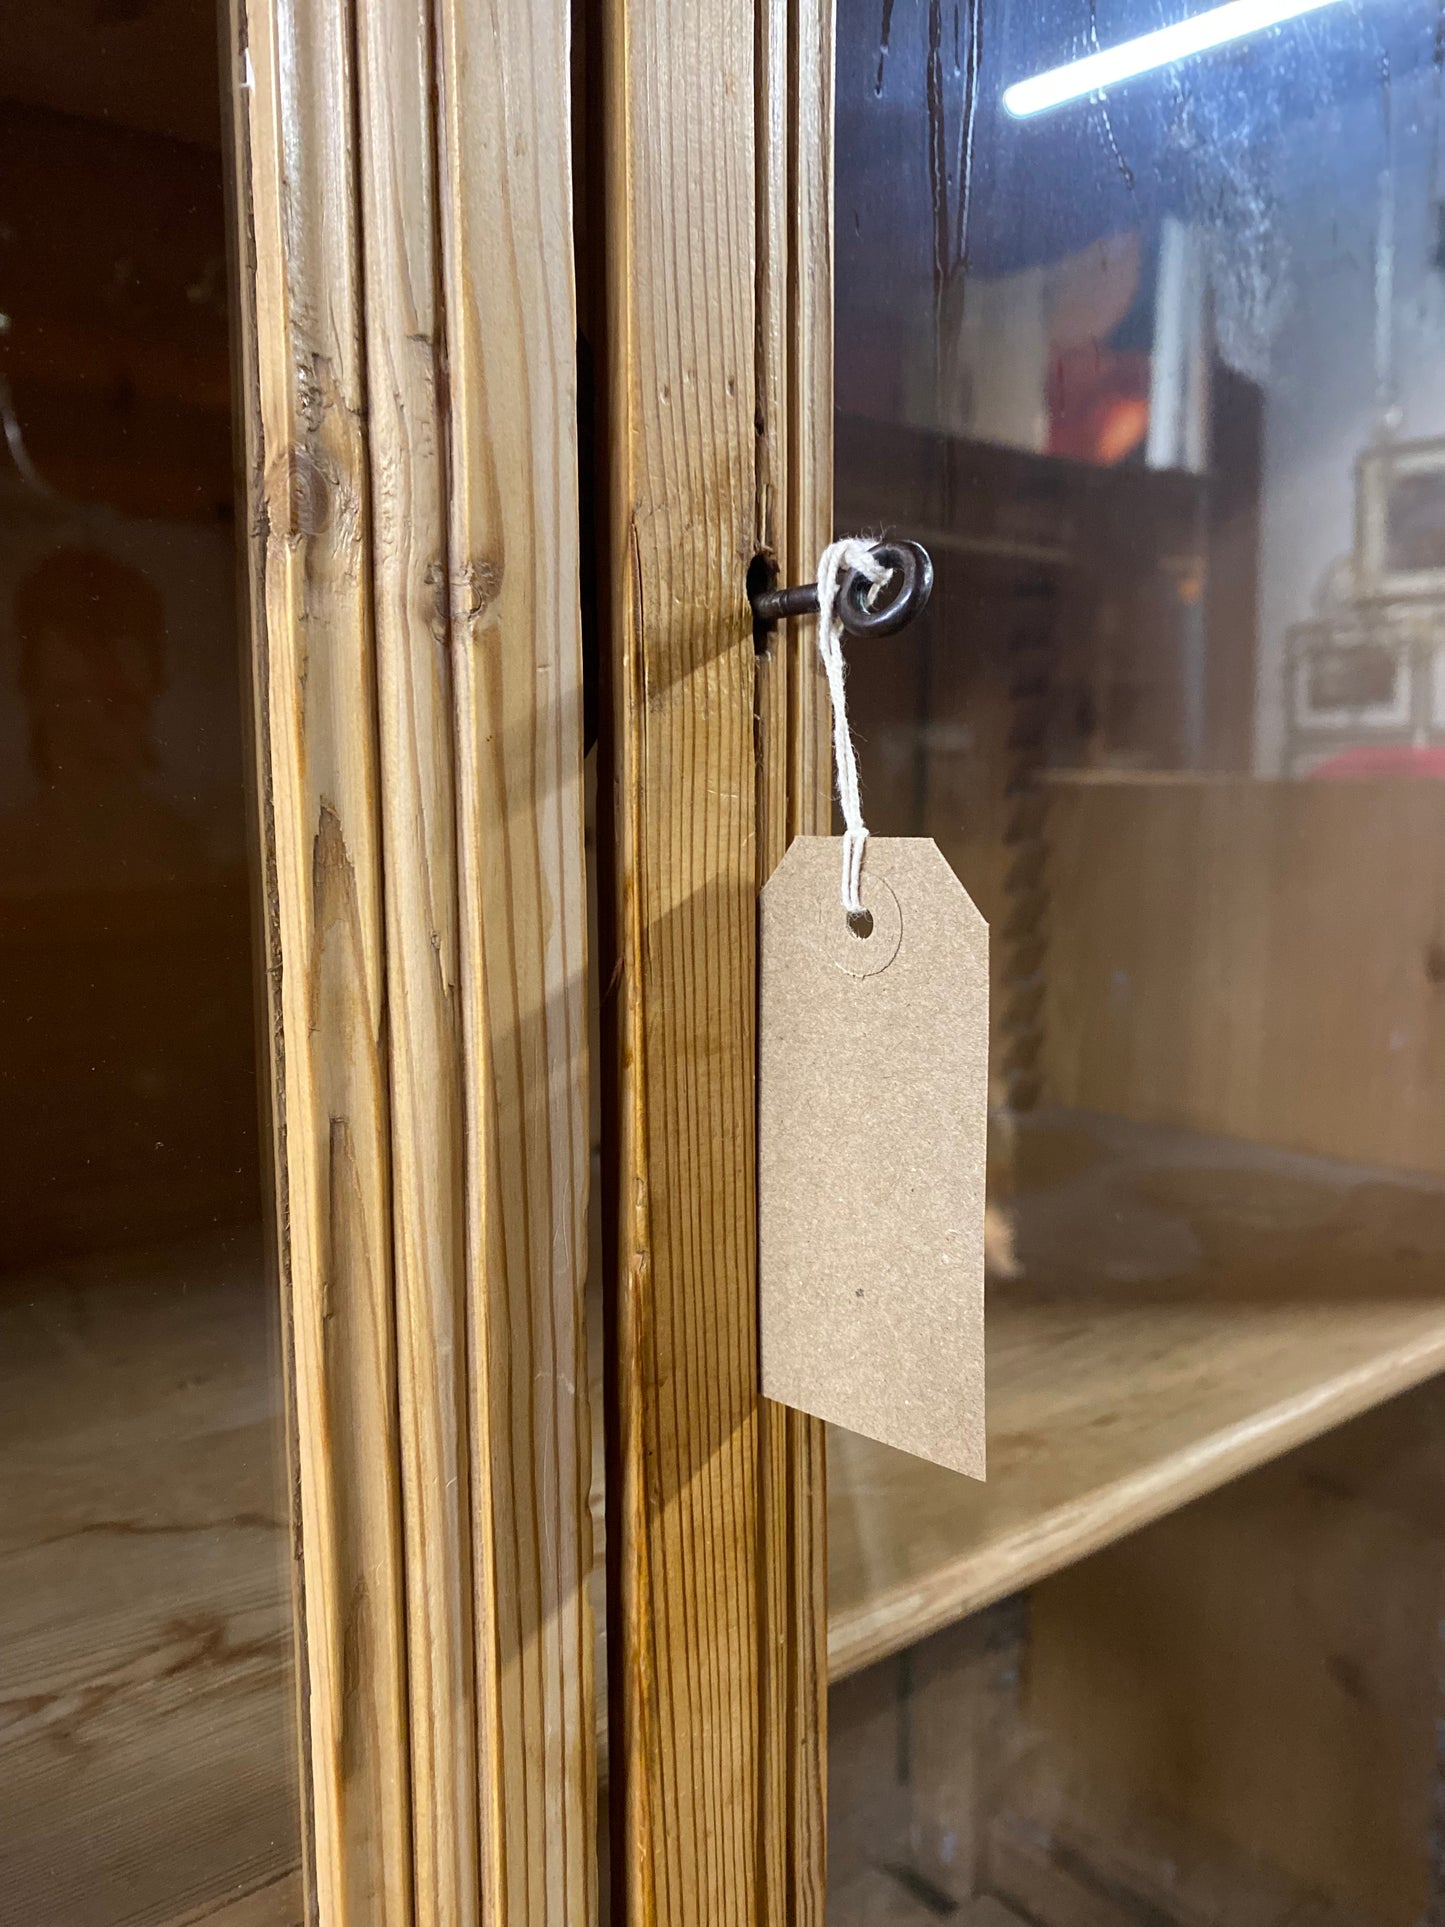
left=267, top=444, right=333, bottom=539
left=452, top=558, right=503, bottom=626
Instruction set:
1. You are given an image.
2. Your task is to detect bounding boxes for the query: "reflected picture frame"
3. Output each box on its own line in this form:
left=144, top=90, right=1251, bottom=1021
left=1356, top=435, right=1445, bottom=601
left=1288, top=617, right=1412, bottom=733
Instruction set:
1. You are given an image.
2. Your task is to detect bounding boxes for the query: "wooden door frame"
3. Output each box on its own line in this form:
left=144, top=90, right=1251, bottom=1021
left=226, top=0, right=835, bottom=1916
left=590, top=0, right=834, bottom=1921
left=225, top=0, right=596, bottom=1919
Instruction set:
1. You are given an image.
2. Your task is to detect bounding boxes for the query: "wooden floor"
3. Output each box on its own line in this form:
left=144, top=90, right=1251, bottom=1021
left=7, top=1109, right=1445, bottom=1921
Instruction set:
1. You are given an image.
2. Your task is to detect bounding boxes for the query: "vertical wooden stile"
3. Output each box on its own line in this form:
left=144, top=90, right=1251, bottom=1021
left=786, top=0, right=838, bottom=849
left=226, top=0, right=414, bottom=1918
left=433, top=0, right=598, bottom=1921
left=598, top=0, right=833, bottom=1919
left=771, top=1, right=836, bottom=1914
left=354, top=3, right=480, bottom=1921
left=228, top=0, right=595, bottom=1919
left=759, top=0, right=835, bottom=1915
left=752, top=0, right=796, bottom=1899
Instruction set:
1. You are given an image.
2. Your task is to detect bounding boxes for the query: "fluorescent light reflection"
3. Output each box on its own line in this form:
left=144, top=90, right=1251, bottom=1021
left=1003, top=0, right=1347, bottom=118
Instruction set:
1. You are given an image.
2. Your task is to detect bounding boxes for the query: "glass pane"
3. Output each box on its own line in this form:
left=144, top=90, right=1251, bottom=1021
left=0, top=16, right=301, bottom=1925
left=830, top=4, right=1445, bottom=1922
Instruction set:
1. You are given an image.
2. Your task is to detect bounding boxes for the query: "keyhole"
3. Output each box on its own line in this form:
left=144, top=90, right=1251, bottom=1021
left=747, top=553, right=777, bottom=653
left=847, top=908, right=874, bottom=940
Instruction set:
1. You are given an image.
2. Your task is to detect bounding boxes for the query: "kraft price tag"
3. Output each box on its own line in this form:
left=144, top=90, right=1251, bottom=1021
left=759, top=836, right=987, bottom=1478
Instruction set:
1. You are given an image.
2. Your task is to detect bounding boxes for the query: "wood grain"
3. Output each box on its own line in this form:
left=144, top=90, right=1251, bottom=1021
left=354, top=2, right=479, bottom=1918
left=174, top=1872, right=306, bottom=1927
left=826, top=1110, right=1445, bottom=1681
left=227, top=0, right=413, bottom=1915
left=827, top=1607, right=1027, bottom=1914
left=1025, top=1383, right=1445, bottom=1926
left=597, top=0, right=829, bottom=1918
left=756, top=0, right=834, bottom=1916
left=15, top=1131, right=1442, bottom=1918
left=0, top=1235, right=298, bottom=1927
left=987, top=1803, right=1375, bottom=1927
left=232, top=1, right=596, bottom=1917
left=1042, top=776, right=1445, bottom=1177
left=433, top=0, right=597, bottom=1920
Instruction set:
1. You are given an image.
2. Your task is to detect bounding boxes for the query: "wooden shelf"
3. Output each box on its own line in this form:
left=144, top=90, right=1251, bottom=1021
left=828, top=1109, right=1445, bottom=1678
left=0, top=1229, right=299, bottom=1927
left=11, top=1105, right=1445, bottom=1920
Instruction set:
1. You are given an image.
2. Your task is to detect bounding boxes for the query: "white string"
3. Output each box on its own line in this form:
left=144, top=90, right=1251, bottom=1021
left=815, top=536, right=888, bottom=916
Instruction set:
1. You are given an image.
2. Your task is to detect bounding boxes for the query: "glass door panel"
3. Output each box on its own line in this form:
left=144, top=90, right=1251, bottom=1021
left=0, top=13, right=301, bottom=1924
left=828, top=5, right=1445, bottom=1922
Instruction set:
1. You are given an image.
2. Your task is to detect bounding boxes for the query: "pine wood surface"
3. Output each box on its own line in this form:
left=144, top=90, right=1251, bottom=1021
left=827, top=1607, right=1029, bottom=1917
left=228, top=1, right=412, bottom=1911
left=827, top=1406, right=1444, bottom=1927
left=1025, top=1385, right=1445, bottom=1926
left=0, top=1234, right=298, bottom=1927
left=229, top=0, right=594, bottom=1917
left=986, top=1805, right=1375, bottom=1927
left=175, top=1875, right=305, bottom=1927
left=756, top=0, right=835, bottom=1911
left=597, top=0, right=831, bottom=1919
left=355, top=5, right=478, bottom=1917
left=433, top=0, right=597, bottom=1917
left=827, top=1108, right=1445, bottom=1680
left=14, top=1092, right=1445, bottom=1923
left=1042, top=776, right=1445, bottom=1178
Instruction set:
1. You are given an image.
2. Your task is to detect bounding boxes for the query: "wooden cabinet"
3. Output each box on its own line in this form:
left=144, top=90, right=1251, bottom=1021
left=0, top=3, right=597, bottom=1922
left=7, top=3, right=1444, bottom=1924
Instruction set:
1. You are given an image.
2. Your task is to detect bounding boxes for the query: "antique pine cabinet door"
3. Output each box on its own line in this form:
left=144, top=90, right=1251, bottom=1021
left=226, top=0, right=600, bottom=1921
left=0, top=2, right=835, bottom=1923
left=589, top=0, right=836, bottom=1923
left=205, top=0, right=1445, bottom=1918
left=225, top=0, right=834, bottom=1920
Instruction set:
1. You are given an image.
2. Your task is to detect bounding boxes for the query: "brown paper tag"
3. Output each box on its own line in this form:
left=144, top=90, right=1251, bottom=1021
left=759, top=836, right=987, bottom=1478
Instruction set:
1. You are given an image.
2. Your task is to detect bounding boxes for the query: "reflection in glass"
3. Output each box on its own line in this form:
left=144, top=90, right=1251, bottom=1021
left=831, top=5, right=1445, bottom=1923
left=0, top=25, right=300, bottom=1927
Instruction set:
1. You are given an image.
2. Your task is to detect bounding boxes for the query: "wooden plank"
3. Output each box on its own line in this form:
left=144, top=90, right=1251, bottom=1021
left=756, top=0, right=833, bottom=1916
left=827, top=1607, right=1028, bottom=1913
left=984, top=1806, right=1361, bottom=1927
left=827, top=1657, right=916, bottom=1904
left=1042, top=776, right=1445, bottom=1178
left=353, top=3, right=478, bottom=1920
left=826, top=1110, right=1445, bottom=1680
left=826, top=1868, right=966, bottom=1926
left=16, top=1120, right=1445, bottom=1913
left=597, top=0, right=829, bottom=1918
left=906, top=1611, right=1029, bottom=1903
left=433, top=0, right=597, bottom=1921
left=226, top=1, right=412, bottom=1916
left=0, top=1237, right=298, bottom=1927
left=171, top=1872, right=305, bottom=1927
left=232, top=3, right=596, bottom=1920
left=1025, top=1383, right=1445, bottom=1927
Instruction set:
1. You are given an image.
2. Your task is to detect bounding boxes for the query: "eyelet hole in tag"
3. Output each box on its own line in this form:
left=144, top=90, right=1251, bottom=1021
left=817, top=873, right=902, bottom=978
